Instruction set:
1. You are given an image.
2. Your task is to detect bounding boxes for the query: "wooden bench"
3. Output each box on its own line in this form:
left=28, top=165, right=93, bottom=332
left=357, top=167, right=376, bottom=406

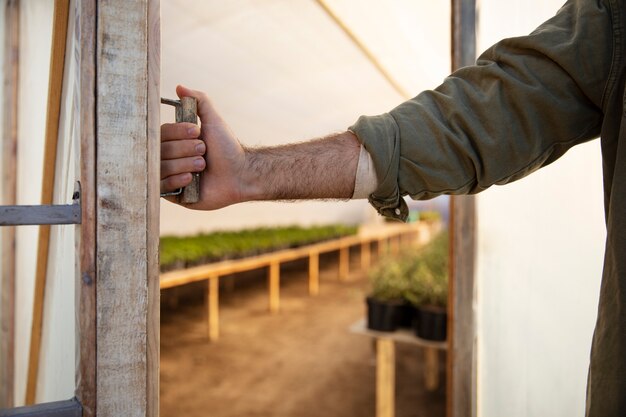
left=160, top=222, right=439, bottom=341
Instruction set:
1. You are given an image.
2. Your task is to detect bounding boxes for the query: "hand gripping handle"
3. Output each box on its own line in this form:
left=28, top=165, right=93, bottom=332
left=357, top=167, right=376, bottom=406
left=160, top=97, right=201, bottom=203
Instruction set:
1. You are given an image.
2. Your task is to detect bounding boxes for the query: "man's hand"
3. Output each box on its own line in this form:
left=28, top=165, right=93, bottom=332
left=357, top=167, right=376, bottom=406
left=161, top=85, right=247, bottom=210
left=161, top=85, right=362, bottom=210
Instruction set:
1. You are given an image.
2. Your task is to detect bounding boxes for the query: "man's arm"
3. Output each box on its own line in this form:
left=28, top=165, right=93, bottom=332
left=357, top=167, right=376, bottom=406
left=160, top=86, right=361, bottom=210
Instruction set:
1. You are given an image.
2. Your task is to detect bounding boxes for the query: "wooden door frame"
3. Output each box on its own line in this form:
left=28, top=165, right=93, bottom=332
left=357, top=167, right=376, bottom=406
left=1, top=0, right=160, bottom=415
left=448, top=1, right=478, bottom=417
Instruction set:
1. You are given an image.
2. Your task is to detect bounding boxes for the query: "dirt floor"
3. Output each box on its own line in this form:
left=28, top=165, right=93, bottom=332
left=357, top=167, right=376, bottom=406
left=160, top=252, right=446, bottom=417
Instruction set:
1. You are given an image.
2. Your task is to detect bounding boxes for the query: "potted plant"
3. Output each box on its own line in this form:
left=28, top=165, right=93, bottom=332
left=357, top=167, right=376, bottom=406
left=366, top=257, right=410, bottom=331
left=404, top=231, right=448, bottom=341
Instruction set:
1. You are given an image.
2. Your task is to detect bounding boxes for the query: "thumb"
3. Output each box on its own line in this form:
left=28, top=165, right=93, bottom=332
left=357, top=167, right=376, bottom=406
left=176, top=85, right=214, bottom=123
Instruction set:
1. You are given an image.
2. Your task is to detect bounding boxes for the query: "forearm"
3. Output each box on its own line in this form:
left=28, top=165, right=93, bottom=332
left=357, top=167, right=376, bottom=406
left=240, top=131, right=361, bottom=202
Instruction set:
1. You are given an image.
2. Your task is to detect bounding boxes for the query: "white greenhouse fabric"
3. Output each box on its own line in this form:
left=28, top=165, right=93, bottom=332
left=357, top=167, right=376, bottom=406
left=159, top=0, right=450, bottom=235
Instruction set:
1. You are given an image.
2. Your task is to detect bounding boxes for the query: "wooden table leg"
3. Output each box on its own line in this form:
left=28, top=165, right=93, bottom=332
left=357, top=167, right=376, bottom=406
left=339, top=246, right=349, bottom=281
left=361, top=241, right=370, bottom=271
left=309, top=251, right=319, bottom=296
left=207, top=276, right=219, bottom=342
left=268, top=261, right=280, bottom=313
left=376, top=338, right=395, bottom=417
left=424, top=347, right=439, bottom=391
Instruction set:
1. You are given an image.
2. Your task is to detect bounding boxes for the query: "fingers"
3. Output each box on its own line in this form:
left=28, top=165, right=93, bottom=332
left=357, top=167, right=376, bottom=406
left=161, top=122, right=200, bottom=142
left=161, top=172, right=192, bottom=195
left=162, top=138, right=205, bottom=160
left=161, top=156, right=206, bottom=180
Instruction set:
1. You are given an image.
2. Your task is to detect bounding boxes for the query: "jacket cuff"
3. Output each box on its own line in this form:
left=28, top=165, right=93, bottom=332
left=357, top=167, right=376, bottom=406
left=349, top=114, right=408, bottom=222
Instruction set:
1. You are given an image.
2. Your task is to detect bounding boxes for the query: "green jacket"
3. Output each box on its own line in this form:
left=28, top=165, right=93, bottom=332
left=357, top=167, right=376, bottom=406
left=351, top=0, right=625, bottom=415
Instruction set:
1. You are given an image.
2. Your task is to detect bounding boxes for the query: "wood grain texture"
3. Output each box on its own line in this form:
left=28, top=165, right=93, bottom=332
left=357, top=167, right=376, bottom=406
left=0, top=204, right=79, bottom=225
left=448, top=4, right=477, bottom=417
left=146, top=0, right=160, bottom=416
left=177, top=97, right=199, bottom=204
left=26, top=0, right=70, bottom=404
left=75, top=0, right=97, bottom=416
left=1, top=0, right=19, bottom=408
left=95, top=1, right=157, bottom=416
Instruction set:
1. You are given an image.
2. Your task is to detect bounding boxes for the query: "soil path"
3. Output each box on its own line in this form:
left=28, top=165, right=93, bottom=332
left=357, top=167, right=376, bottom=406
left=160, top=253, right=445, bottom=417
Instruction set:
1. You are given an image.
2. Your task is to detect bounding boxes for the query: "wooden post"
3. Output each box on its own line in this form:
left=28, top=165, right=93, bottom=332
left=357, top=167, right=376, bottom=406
left=377, top=238, right=386, bottom=258
left=308, top=251, right=319, bottom=296
left=0, top=0, right=19, bottom=408
left=376, top=338, right=395, bottom=417
left=424, top=347, right=440, bottom=391
left=361, top=241, right=371, bottom=271
left=26, top=0, right=70, bottom=404
left=268, top=261, right=280, bottom=313
left=76, top=0, right=97, bottom=416
left=207, top=277, right=219, bottom=342
left=449, top=1, right=477, bottom=417
left=339, top=245, right=349, bottom=280
left=390, top=236, right=399, bottom=256
left=94, top=1, right=160, bottom=416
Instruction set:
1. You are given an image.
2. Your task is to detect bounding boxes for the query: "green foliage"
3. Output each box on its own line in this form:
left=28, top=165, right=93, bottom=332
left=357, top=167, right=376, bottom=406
left=368, top=256, right=411, bottom=301
left=405, top=231, right=449, bottom=308
left=417, top=211, right=442, bottom=222
left=160, top=225, right=358, bottom=271
left=368, top=230, right=449, bottom=307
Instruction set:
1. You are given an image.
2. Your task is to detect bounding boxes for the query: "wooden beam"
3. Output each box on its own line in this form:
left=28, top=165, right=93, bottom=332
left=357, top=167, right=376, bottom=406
left=146, top=0, right=161, bottom=415
left=308, top=251, right=319, bottom=296
left=0, top=203, right=80, bottom=226
left=268, top=261, right=280, bottom=313
left=361, top=241, right=370, bottom=270
left=448, top=1, right=477, bottom=417
left=1, top=0, right=19, bottom=408
left=339, top=246, right=349, bottom=280
left=95, top=1, right=159, bottom=416
left=75, top=0, right=97, bottom=416
left=0, top=398, right=81, bottom=417
left=424, top=347, right=440, bottom=392
left=26, top=0, right=70, bottom=404
left=206, top=277, right=219, bottom=342
left=376, top=338, right=395, bottom=417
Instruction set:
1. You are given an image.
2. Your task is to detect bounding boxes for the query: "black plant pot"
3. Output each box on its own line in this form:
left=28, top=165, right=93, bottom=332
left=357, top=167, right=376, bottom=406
left=396, top=301, right=416, bottom=329
left=366, top=296, right=404, bottom=332
left=414, top=305, right=447, bottom=341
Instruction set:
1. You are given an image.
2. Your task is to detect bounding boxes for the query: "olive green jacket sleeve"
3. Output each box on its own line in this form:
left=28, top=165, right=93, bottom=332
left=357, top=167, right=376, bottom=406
left=350, top=0, right=614, bottom=221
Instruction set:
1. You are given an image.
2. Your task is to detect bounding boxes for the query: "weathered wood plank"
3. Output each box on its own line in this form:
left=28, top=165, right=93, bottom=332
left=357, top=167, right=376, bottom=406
left=75, top=0, right=97, bottom=416
left=0, top=398, right=81, bottom=417
left=0, top=0, right=19, bottom=408
left=0, top=204, right=80, bottom=226
left=146, top=0, right=160, bottom=416
left=26, top=0, right=70, bottom=404
left=448, top=2, right=477, bottom=417
left=95, top=1, right=157, bottom=416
